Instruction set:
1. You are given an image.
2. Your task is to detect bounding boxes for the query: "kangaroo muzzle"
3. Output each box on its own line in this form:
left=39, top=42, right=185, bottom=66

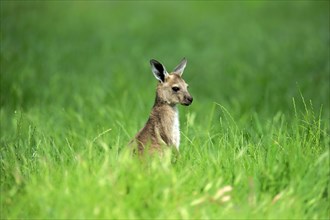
left=183, top=95, right=193, bottom=106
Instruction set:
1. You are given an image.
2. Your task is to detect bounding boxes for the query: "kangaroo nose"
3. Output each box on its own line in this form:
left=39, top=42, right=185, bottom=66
left=183, top=96, right=193, bottom=106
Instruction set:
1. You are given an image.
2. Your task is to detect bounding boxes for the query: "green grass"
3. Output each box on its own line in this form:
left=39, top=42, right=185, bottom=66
left=1, top=1, right=329, bottom=219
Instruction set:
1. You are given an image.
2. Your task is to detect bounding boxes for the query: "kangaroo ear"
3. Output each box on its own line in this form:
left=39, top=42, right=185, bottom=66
left=173, top=58, right=187, bottom=76
left=150, top=59, right=168, bottom=83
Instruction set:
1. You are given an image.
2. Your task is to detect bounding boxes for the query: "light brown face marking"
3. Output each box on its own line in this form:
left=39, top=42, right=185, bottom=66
left=156, top=73, right=192, bottom=106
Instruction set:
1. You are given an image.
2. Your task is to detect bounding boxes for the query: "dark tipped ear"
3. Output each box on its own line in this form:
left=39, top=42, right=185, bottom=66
left=150, top=59, right=168, bottom=83
left=173, top=58, right=187, bottom=76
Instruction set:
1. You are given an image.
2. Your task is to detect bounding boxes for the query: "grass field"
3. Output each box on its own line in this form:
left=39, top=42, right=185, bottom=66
left=1, top=1, right=329, bottom=219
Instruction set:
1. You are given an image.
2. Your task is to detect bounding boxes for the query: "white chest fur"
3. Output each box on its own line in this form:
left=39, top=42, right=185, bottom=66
left=172, top=108, right=180, bottom=149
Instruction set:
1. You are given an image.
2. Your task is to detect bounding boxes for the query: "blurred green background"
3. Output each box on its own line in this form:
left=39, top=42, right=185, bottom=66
left=1, top=1, right=329, bottom=118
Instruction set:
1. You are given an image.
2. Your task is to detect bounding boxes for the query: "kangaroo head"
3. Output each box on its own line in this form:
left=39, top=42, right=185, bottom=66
left=150, top=58, right=193, bottom=106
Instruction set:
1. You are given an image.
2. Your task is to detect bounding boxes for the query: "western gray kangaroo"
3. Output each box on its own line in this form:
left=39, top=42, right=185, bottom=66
left=131, top=58, right=193, bottom=154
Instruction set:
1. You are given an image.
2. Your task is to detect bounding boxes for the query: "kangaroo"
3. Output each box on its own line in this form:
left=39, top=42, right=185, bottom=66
left=131, top=58, right=193, bottom=154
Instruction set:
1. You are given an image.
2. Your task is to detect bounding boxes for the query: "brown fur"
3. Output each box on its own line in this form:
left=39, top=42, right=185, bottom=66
left=134, top=101, right=178, bottom=154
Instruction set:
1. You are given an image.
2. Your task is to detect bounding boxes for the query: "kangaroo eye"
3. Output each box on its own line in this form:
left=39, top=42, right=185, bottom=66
left=172, top=86, right=180, bottom=92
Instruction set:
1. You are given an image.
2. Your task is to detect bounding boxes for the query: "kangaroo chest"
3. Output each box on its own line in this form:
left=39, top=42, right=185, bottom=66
left=153, top=105, right=180, bottom=150
left=172, top=110, right=180, bottom=149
